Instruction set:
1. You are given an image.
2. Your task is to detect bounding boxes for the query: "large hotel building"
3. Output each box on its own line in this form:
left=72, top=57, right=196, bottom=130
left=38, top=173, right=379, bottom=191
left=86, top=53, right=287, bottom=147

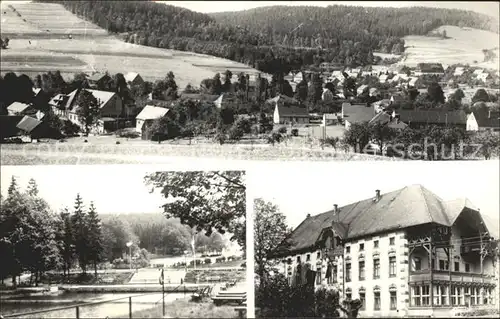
left=270, top=185, right=499, bottom=317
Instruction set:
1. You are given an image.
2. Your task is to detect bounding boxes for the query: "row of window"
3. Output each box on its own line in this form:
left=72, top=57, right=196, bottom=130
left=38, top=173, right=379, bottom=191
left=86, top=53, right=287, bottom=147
left=346, top=236, right=396, bottom=254
left=345, top=290, right=397, bottom=311
left=412, top=257, right=471, bottom=273
left=345, top=257, right=396, bottom=282
left=411, top=284, right=495, bottom=307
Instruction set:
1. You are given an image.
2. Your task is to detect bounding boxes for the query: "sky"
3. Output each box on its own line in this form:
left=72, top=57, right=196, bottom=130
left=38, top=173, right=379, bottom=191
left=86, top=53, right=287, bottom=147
left=0, top=165, right=166, bottom=214
left=249, top=160, right=500, bottom=229
left=162, top=1, right=500, bottom=18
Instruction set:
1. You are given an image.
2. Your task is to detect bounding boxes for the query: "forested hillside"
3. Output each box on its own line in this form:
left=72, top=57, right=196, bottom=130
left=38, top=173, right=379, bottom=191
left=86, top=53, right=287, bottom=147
left=211, top=5, right=499, bottom=49
left=36, top=1, right=497, bottom=74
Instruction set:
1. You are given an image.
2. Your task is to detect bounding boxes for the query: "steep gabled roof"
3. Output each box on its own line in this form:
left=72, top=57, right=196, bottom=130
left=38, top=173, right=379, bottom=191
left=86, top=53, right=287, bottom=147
left=272, top=185, right=453, bottom=255
left=124, top=72, right=141, bottom=83
left=471, top=109, right=500, bottom=128
left=343, top=103, right=375, bottom=124
left=85, top=89, right=116, bottom=108
left=88, top=73, right=108, bottom=82
left=276, top=105, right=309, bottom=117
left=7, top=102, right=31, bottom=114
left=136, top=105, right=169, bottom=120
left=16, top=116, right=42, bottom=133
left=396, top=109, right=467, bottom=125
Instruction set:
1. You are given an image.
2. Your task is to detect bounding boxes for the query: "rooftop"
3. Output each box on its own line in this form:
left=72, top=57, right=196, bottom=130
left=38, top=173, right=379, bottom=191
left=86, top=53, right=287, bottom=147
left=271, top=185, right=489, bottom=256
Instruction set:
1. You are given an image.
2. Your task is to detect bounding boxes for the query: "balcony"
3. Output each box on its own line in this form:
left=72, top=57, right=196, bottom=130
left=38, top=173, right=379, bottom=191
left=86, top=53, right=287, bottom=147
left=409, top=269, right=495, bottom=285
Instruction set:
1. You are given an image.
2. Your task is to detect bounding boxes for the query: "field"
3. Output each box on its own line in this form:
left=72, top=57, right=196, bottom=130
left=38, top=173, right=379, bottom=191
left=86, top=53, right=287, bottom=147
left=400, top=25, right=500, bottom=70
left=0, top=2, right=264, bottom=89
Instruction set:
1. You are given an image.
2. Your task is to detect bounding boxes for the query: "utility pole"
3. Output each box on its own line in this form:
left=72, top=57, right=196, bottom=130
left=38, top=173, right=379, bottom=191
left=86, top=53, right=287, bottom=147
left=159, top=268, right=165, bottom=317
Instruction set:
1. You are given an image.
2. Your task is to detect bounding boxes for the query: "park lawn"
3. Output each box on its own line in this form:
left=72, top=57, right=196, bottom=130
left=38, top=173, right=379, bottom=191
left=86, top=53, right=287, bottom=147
left=130, top=298, right=238, bottom=318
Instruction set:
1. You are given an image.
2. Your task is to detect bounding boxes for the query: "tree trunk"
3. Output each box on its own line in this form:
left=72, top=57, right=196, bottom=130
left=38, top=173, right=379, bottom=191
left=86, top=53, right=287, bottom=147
left=12, top=275, right=16, bottom=289
left=94, top=262, right=98, bottom=278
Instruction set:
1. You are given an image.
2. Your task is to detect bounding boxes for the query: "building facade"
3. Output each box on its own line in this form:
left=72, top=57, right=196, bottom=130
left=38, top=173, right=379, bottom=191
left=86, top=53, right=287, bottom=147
left=270, top=186, right=499, bottom=318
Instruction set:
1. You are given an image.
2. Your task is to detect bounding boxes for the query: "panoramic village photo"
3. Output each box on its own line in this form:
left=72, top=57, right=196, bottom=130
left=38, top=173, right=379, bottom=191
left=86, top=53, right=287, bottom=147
left=0, top=1, right=499, bottom=164
left=252, top=161, right=500, bottom=318
left=0, top=167, right=247, bottom=318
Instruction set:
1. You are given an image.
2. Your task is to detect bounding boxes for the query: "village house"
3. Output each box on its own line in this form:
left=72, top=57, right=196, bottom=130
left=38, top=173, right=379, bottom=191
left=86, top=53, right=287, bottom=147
left=214, top=93, right=239, bottom=109
left=16, top=115, right=46, bottom=140
left=415, top=63, right=445, bottom=76
left=322, top=88, right=334, bottom=102
left=63, top=89, right=123, bottom=133
left=369, top=111, right=409, bottom=130
left=7, top=101, right=33, bottom=116
left=466, top=109, right=500, bottom=132
left=454, top=67, right=465, bottom=77
left=392, top=109, right=467, bottom=129
left=269, top=186, right=499, bottom=318
left=293, top=72, right=304, bottom=83
left=135, top=105, right=170, bottom=140
left=178, top=93, right=220, bottom=103
left=124, top=72, right=144, bottom=87
left=357, top=85, right=369, bottom=96
left=87, top=72, right=112, bottom=89
left=342, top=103, right=376, bottom=130
left=267, top=95, right=309, bottom=125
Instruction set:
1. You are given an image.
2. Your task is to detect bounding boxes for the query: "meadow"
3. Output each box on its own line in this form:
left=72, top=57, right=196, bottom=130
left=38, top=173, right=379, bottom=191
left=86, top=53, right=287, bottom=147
left=401, top=25, right=500, bottom=69
left=0, top=2, right=263, bottom=89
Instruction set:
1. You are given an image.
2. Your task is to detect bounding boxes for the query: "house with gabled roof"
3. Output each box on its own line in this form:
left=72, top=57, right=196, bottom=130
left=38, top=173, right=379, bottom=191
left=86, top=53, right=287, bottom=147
left=393, top=109, right=467, bottom=129
left=466, top=109, right=500, bottom=132
left=7, top=102, right=33, bottom=116
left=135, top=105, right=170, bottom=139
left=87, top=72, right=112, bottom=89
left=342, top=103, right=376, bottom=130
left=269, top=185, right=498, bottom=318
left=124, top=72, right=144, bottom=87
left=61, top=89, right=123, bottom=133
left=267, top=95, right=308, bottom=124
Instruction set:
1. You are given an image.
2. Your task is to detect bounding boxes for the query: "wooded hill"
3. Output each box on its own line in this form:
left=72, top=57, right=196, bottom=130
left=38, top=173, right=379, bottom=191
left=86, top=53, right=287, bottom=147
left=36, top=1, right=497, bottom=73
left=210, top=5, right=499, bottom=47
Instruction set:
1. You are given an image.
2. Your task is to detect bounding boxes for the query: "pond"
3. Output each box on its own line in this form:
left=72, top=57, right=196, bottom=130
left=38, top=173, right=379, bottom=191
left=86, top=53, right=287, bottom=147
left=1, top=292, right=188, bottom=318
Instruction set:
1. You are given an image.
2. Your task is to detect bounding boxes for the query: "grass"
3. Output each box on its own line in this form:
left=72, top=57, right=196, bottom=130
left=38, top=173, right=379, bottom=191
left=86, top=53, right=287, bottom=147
left=0, top=139, right=401, bottom=165
left=130, top=298, right=239, bottom=318
left=0, top=2, right=263, bottom=89
left=402, top=25, right=500, bottom=69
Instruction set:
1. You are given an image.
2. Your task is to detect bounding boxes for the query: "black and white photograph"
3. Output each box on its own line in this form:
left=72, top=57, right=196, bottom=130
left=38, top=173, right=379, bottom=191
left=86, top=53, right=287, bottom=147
left=252, top=161, right=499, bottom=318
left=0, top=1, right=499, bottom=163
left=1, top=0, right=500, bottom=319
left=0, top=166, right=247, bottom=318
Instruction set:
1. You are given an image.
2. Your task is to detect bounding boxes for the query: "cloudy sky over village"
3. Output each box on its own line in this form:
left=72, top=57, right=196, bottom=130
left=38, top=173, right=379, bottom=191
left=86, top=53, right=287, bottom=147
left=250, top=161, right=500, bottom=231
left=1, top=165, right=166, bottom=214
left=164, top=1, right=500, bottom=18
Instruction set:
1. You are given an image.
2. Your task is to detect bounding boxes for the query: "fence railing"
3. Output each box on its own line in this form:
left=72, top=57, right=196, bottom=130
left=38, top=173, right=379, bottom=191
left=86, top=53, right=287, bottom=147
left=3, top=292, right=171, bottom=319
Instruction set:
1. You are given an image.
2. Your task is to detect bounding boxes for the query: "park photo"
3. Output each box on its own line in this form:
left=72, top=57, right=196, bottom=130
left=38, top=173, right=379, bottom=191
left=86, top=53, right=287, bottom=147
left=251, top=160, right=499, bottom=318
left=0, top=166, right=248, bottom=318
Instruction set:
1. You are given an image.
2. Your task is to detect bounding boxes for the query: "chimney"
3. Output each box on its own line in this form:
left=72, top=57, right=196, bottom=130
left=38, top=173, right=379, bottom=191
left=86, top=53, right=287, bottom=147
left=375, top=190, right=381, bottom=202
left=307, top=213, right=311, bottom=218
left=333, top=204, right=338, bottom=214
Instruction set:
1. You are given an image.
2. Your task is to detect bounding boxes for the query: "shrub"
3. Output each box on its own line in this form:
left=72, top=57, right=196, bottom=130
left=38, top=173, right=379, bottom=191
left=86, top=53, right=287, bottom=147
left=116, top=129, right=140, bottom=139
left=291, top=128, right=299, bottom=136
left=116, top=141, right=120, bottom=144
left=278, top=126, right=287, bottom=134
left=62, top=119, right=80, bottom=137
left=204, top=258, right=211, bottom=264
left=267, top=132, right=283, bottom=145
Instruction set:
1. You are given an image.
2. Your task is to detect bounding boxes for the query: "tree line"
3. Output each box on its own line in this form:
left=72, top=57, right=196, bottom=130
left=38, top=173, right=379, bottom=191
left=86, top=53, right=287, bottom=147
left=0, top=178, right=104, bottom=286
left=38, top=1, right=497, bottom=74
